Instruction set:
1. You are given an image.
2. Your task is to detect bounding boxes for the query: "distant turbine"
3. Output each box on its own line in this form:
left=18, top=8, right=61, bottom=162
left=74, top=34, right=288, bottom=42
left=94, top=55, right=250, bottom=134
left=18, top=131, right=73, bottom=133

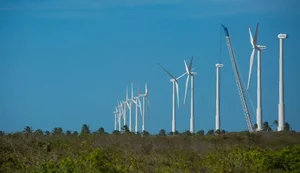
left=183, top=57, right=197, bottom=133
left=113, top=106, right=118, bottom=131
left=125, top=83, right=134, bottom=132
left=140, top=84, right=149, bottom=132
left=277, top=33, right=288, bottom=131
left=247, top=23, right=266, bottom=131
left=122, top=101, right=127, bottom=127
left=117, top=101, right=123, bottom=131
left=132, top=84, right=142, bottom=134
left=158, top=63, right=186, bottom=133
left=215, top=63, right=223, bottom=131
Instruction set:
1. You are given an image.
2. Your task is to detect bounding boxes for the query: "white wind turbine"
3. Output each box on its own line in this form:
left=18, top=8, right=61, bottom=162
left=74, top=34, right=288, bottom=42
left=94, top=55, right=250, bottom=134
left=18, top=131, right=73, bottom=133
left=215, top=63, right=223, bottom=131
left=113, top=106, right=118, bottom=131
left=183, top=57, right=197, bottom=133
left=132, top=84, right=143, bottom=134
left=158, top=63, right=186, bottom=134
left=117, top=101, right=123, bottom=131
left=140, top=84, right=149, bottom=132
left=122, top=99, right=127, bottom=127
left=277, top=33, right=288, bottom=131
left=246, top=23, right=266, bottom=131
left=125, top=83, right=134, bottom=132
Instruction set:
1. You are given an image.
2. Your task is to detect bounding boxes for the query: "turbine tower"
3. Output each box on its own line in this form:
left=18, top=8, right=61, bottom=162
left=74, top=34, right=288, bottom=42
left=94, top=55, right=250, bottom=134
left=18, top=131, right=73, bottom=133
left=113, top=106, right=118, bottom=131
left=140, top=84, right=149, bottom=133
left=117, top=101, right=123, bottom=131
left=158, top=63, right=186, bottom=133
left=132, top=84, right=142, bottom=134
left=183, top=57, right=197, bottom=133
left=122, top=101, right=127, bottom=127
left=215, top=63, right=223, bottom=131
left=278, top=33, right=288, bottom=131
left=125, top=83, right=134, bottom=132
left=246, top=23, right=266, bottom=131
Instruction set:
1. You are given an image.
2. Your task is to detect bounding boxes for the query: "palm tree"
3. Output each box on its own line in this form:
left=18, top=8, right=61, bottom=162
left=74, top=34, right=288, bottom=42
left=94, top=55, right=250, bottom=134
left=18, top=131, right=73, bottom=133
left=52, top=127, right=63, bottom=135
left=284, top=122, right=291, bottom=131
left=273, top=120, right=278, bottom=127
left=97, top=127, right=105, bottom=134
left=206, top=129, right=214, bottom=135
left=0, top=131, right=4, bottom=136
left=65, top=130, right=72, bottom=136
left=158, top=129, right=166, bottom=136
left=263, top=121, right=272, bottom=132
left=45, top=131, right=50, bottom=136
left=34, top=129, right=44, bottom=135
left=23, top=126, right=32, bottom=134
left=196, top=130, right=205, bottom=136
left=253, top=124, right=258, bottom=130
left=112, top=130, right=120, bottom=135
left=80, top=124, right=90, bottom=135
left=215, top=129, right=221, bottom=135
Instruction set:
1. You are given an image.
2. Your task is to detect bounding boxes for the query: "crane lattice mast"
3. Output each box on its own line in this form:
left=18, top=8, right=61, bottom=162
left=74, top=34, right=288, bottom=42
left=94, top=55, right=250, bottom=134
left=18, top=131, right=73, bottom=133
left=221, top=24, right=254, bottom=132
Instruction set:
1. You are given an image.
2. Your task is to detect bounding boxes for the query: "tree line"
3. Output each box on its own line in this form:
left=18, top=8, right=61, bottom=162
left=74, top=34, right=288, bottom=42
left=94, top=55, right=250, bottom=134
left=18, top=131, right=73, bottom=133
left=0, top=120, right=293, bottom=138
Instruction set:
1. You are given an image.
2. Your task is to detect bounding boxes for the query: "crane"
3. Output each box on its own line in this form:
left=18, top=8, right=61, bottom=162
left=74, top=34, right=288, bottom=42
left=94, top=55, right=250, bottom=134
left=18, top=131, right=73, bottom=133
left=221, top=24, right=254, bottom=132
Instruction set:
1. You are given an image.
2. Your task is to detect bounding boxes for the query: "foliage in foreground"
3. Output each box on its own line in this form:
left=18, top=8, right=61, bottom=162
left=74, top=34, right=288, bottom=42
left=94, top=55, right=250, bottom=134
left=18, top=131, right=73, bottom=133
left=0, top=130, right=300, bottom=173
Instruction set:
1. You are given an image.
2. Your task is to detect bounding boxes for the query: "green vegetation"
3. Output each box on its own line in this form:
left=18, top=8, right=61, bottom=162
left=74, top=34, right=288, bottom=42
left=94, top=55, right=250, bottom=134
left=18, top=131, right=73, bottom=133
left=0, top=122, right=299, bottom=173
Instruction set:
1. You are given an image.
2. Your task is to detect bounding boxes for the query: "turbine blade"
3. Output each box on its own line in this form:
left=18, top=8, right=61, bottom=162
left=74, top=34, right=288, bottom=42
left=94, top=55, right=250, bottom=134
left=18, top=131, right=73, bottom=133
left=145, top=83, right=148, bottom=96
left=248, top=26, right=254, bottom=46
left=175, top=81, right=180, bottom=108
left=131, top=82, right=134, bottom=99
left=176, top=71, right=187, bottom=80
left=188, top=56, right=193, bottom=72
left=184, top=60, right=189, bottom=74
left=138, top=98, right=142, bottom=116
left=158, top=63, right=176, bottom=80
left=126, top=85, right=129, bottom=100
left=132, top=99, right=137, bottom=105
left=147, top=97, right=150, bottom=120
left=253, top=23, right=259, bottom=45
left=247, top=49, right=256, bottom=91
left=184, top=75, right=190, bottom=105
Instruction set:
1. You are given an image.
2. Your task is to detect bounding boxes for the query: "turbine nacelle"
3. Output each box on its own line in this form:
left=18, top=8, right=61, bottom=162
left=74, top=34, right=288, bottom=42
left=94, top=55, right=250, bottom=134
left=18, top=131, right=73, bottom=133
left=215, top=63, right=224, bottom=68
left=257, top=45, right=266, bottom=50
left=278, top=33, right=288, bottom=39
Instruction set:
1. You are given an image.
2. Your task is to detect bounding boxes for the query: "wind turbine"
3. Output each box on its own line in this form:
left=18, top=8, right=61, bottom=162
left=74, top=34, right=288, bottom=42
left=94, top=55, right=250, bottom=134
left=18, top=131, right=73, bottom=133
left=122, top=100, right=127, bottom=127
left=246, top=23, right=266, bottom=131
left=183, top=57, right=197, bottom=133
left=158, top=63, right=186, bottom=134
left=132, top=84, right=143, bottom=134
left=140, top=84, right=149, bottom=132
left=215, top=63, right=223, bottom=131
left=117, top=101, right=123, bottom=131
left=125, top=83, right=134, bottom=132
left=278, top=33, right=288, bottom=131
left=113, top=106, right=118, bottom=131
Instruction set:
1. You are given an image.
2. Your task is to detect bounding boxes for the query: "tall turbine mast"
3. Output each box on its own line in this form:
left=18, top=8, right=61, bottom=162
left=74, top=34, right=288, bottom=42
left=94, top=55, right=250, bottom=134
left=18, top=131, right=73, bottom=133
left=113, top=106, right=118, bottom=131
left=247, top=23, right=266, bottom=131
left=125, top=83, right=134, bottom=132
left=117, top=101, right=123, bottom=131
left=158, top=63, right=186, bottom=134
left=140, top=84, right=149, bottom=133
left=215, top=63, right=223, bottom=131
left=132, top=84, right=142, bottom=134
left=183, top=57, right=197, bottom=133
left=278, top=33, right=288, bottom=131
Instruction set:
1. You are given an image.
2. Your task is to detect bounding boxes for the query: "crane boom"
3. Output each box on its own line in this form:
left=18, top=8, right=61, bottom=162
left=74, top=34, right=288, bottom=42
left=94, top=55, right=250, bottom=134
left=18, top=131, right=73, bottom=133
left=221, top=24, right=253, bottom=132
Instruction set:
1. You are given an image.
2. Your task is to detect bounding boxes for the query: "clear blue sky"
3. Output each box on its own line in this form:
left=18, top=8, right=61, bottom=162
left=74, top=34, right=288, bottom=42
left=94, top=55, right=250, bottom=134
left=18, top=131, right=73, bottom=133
left=0, top=0, right=299, bottom=134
